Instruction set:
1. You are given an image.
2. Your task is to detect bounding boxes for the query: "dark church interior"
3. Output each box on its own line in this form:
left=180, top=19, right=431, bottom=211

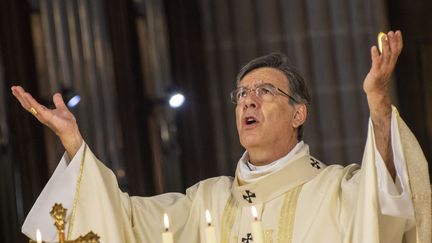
left=1, top=0, right=431, bottom=241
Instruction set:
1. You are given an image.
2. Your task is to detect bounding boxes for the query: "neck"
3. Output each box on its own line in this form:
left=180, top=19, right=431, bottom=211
left=248, top=139, right=298, bottom=166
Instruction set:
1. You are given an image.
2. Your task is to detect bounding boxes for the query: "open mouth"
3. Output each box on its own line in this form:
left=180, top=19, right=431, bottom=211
left=244, top=116, right=258, bottom=125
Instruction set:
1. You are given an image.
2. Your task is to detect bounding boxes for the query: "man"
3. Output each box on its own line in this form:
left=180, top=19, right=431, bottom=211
left=12, top=30, right=430, bottom=242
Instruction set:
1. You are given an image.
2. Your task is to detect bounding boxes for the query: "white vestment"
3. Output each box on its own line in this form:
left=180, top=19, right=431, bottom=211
left=22, top=108, right=431, bottom=243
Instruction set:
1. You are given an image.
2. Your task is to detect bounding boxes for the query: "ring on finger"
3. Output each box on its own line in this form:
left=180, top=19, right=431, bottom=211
left=28, top=107, right=38, bottom=116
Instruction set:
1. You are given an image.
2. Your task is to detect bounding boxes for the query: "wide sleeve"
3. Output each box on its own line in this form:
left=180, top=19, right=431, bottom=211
left=64, top=144, right=202, bottom=243
left=22, top=142, right=86, bottom=242
left=23, top=142, right=200, bottom=243
left=340, top=107, right=431, bottom=243
left=374, top=107, right=414, bottom=222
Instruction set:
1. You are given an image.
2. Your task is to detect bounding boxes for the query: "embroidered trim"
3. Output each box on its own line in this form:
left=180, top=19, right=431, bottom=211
left=220, top=195, right=239, bottom=243
left=277, top=185, right=302, bottom=243
left=264, top=230, right=273, bottom=243
left=67, top=145, right=87, bottom=239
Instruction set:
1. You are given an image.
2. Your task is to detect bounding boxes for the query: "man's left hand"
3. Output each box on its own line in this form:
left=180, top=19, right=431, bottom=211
left=364, top=30, right=403, bottom=180
left=364, top=30, right=403, bottom=99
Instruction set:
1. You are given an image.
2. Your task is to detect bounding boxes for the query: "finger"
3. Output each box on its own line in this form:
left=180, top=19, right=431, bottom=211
left=52, top=93, right=67, bottom=110
left=11, top=86, right=26, bottom=106
left=21, top=93, right=57, bottom=127
left=11, top=87, right=51, bottom=121
left=388, top=31, right=396, bottom=52
left=387, top=31, right=398, bottom=63
left=381, top=33, right=391, bottom=65
left=388, top=31, right=400, bottom=56
left=11, top=86, right=32, bottom=109
left=370, top=46, right=381, bottom=69
left=395, top=30, right=403, bottom=55
left=22, top=92, right=49, bottom=117
left=388, top=31, right=403, bottom=68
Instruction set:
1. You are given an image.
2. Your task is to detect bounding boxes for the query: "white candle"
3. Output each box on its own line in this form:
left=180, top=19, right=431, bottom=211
left=204, top=210, right=217, bottom=243
left=162, top=213, right=174, bottom=243
left=251, top=206, right=264, bottom=243
left=36, top=229, right=42, bottom=243
left=377, top=32, right=386, bottom=53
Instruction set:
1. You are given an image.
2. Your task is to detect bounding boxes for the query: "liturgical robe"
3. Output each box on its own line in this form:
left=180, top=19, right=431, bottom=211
left=22, top=108, right=431, bottom=243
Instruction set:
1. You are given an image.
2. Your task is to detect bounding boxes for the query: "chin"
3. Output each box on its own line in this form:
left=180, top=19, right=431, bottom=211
left=240, top=135, right=262, bottom=149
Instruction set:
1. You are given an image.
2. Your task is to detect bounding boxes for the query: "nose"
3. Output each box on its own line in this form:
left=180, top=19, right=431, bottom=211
left=242, top=91, right=259, bottom=110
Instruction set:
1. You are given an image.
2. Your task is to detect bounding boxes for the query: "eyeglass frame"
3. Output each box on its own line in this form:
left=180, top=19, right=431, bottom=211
left=230, top=82, right=300, bottom=105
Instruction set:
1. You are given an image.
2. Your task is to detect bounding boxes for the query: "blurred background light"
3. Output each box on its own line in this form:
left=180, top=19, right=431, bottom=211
left=168, top=93, right=185, bottom=108
left=61, top=87, right=81, bottom=108
left=66, top=95, right=81, bottom=108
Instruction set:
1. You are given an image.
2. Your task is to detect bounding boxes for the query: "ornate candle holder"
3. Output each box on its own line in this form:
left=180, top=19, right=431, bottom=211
left=29, top=203, right=100, bottom=243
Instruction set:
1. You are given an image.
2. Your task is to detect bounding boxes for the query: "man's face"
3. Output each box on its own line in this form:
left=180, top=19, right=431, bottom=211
left=235, top=67, right=299, bottom=151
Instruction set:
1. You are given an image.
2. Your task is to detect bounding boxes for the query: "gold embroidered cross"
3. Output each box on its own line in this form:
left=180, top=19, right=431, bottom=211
left=29, top=203, right=100, bottom=243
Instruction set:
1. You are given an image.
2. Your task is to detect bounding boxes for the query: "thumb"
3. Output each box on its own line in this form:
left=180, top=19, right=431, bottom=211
left=371, top=46, right=380, bottom=61
left=370, top=46, right=381, bottom=70
left=53, top=93, right=67, bottom=109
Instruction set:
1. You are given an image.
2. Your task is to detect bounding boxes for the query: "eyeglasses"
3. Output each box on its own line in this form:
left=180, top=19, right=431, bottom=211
left=230, top=83, right=299, bottom=104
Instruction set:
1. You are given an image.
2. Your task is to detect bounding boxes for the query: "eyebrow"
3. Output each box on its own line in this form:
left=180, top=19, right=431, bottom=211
left=237, top=82, right=270, bottom=89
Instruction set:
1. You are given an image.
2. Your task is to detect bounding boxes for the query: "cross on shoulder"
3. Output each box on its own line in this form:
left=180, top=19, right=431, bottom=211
left=242, top=190, right=256, bottom=203
left=242, top=233, right=253, bottom=243
left=310, top=158, right=321, bottom=169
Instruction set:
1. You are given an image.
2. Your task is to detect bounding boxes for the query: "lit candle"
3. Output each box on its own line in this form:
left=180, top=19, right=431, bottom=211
left=36, top=229, right=42, bottom=243
left=377, top=32, right=386, bottom=53
left=162, top=213, right=174, bottom=243
left=251, top=206, right=264, bottom=243
left=204, top=210, right=217, bottom=243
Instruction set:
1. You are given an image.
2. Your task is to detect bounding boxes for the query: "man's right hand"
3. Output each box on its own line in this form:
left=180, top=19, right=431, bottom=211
left=11, top=86, right=83, bottom=159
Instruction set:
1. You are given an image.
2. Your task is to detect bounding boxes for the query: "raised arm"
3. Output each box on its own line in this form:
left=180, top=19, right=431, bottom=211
left=363, top=30, right=403, bottom=179
left=11, top=86, right=83, bottom=159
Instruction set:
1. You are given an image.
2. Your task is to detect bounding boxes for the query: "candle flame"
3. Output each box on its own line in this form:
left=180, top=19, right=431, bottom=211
left=163, top=213, right=170, bottom=229
left=378, top=32, right=386, bottom=53
left=205, top=209, right=212, bottom=225
left=36, top=229, right=42, bottom=243
left=251, top=206, right=258, bottom=219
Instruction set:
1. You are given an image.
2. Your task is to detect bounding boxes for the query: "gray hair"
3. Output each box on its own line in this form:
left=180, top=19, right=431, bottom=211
left=236, top=52, right=311, bottom=140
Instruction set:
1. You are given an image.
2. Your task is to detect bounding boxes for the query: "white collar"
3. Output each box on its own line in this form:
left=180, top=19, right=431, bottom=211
left=238, top=141, right=305, bottom=181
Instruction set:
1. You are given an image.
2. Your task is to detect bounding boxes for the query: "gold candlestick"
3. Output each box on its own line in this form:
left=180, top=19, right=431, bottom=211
left=51, top=203, right=66, bottom=242
left=28, top=203, right=100, bottom=243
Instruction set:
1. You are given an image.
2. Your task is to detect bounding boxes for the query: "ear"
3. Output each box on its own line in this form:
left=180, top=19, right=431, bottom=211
left=292, top=104, right=307, bottom=128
